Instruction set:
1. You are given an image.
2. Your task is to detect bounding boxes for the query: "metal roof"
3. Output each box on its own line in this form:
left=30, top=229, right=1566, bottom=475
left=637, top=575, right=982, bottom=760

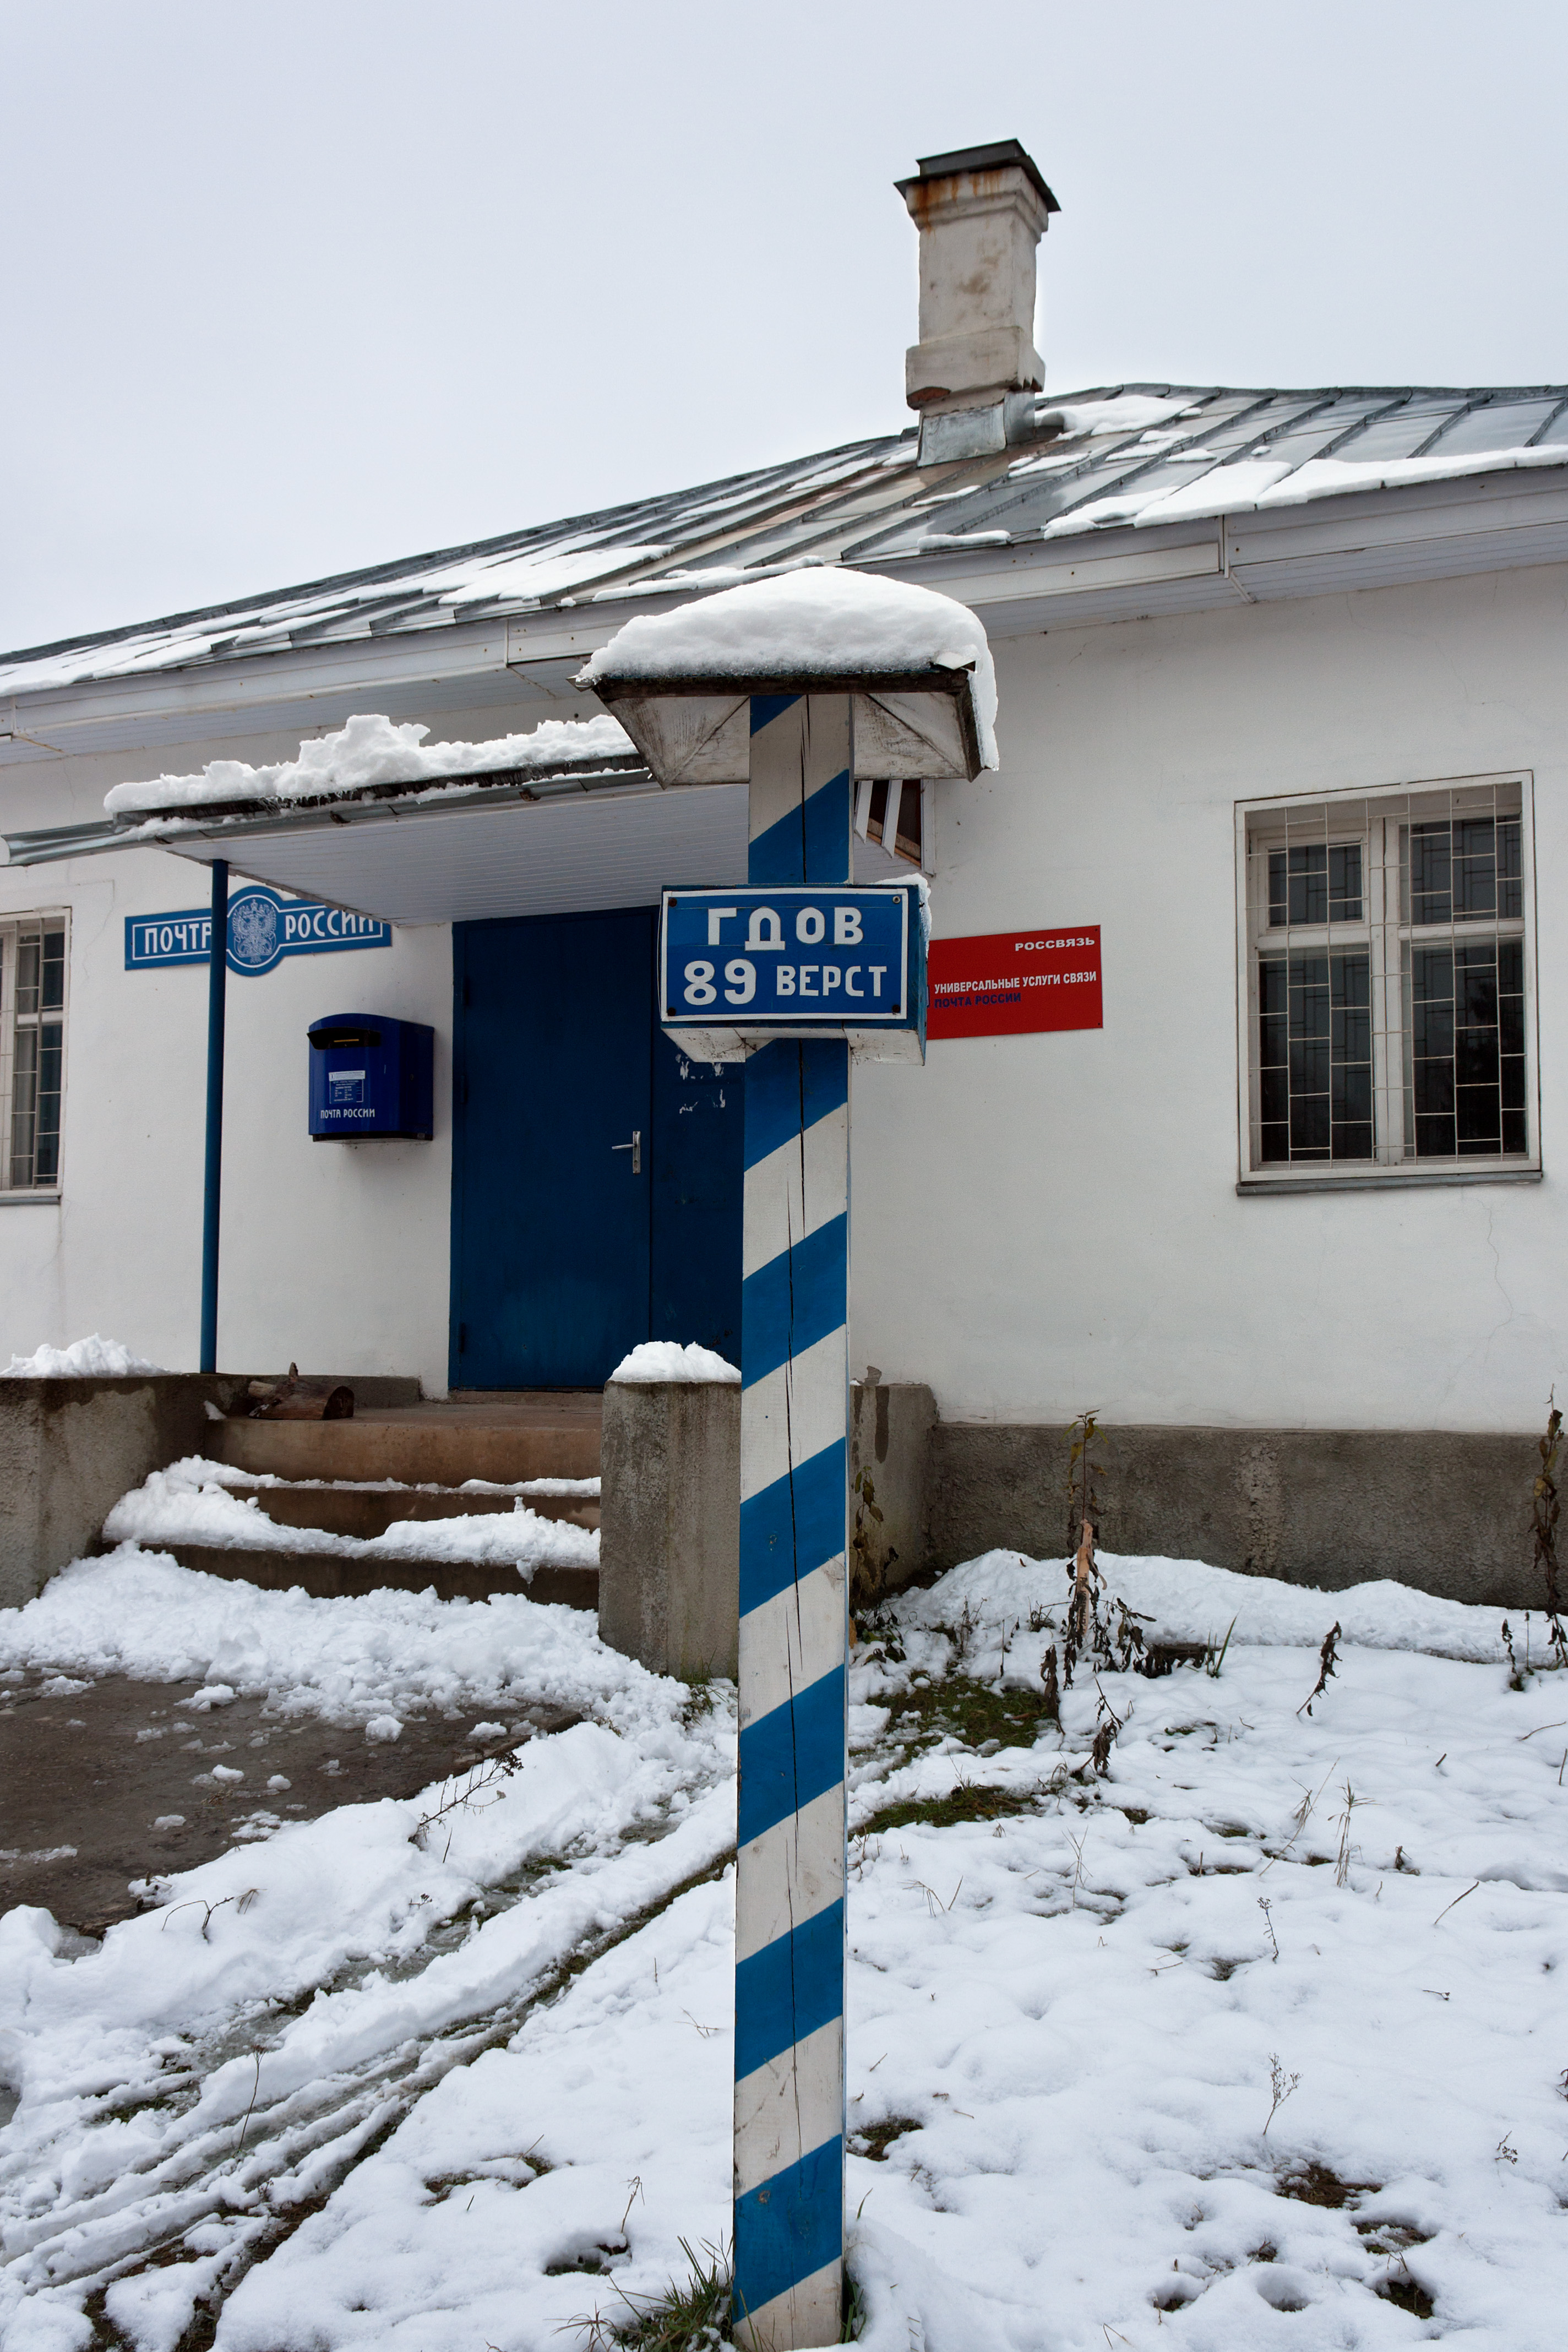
left=4, top=382, right=1567, bottom=703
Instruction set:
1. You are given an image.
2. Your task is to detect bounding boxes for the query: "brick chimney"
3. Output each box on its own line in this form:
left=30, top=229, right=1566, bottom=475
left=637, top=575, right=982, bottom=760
left=896, top=139, right=1059, bottom=465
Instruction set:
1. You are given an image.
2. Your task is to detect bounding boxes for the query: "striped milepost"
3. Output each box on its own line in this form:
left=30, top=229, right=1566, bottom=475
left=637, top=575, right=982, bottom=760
left=733, top=693, right=853, bottom=2349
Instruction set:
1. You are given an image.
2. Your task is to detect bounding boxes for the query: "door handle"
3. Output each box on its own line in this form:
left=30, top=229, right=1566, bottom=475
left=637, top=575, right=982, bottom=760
left=611, top=1130, right=642, bottom=1174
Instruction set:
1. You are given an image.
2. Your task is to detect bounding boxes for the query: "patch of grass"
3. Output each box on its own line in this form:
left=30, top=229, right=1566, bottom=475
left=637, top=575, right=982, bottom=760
left=1378, top=2271, right=1436, bottom=2319
left=583, top=2235, right=865, bottom=2348
left=576, top=2243, right=722, bottom=2346
left=1355, top=2219, right=1434, bottom=2255
left=859, top=1781, right=1053, bottom=1837
left=849, top=2115, right=922, bottom=2162
left=1276, top=2162, right=1381, bottom=2209
left=896, top=1671, right=1049, bottom=1754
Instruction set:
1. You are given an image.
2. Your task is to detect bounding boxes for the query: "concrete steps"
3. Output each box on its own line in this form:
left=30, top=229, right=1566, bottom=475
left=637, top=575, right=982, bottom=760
left=151, top=1390, right=604, bottom=1608
left=251, top=1486, right=599, bottom=1539
left=160, top=1547, right=599, bottom=1610
left=214, top=1391, right=602, bottom=1485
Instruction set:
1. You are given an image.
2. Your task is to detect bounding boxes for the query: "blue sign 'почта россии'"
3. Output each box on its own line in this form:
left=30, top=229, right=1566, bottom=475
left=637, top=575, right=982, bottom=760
left=660, top=886, right=918, bottom=1033
left=124, top=884, right=390, bottom=977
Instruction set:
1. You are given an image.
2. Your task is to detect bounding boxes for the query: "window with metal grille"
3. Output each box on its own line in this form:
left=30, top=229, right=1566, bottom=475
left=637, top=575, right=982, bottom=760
left=1, top=914, right=69, bottom=1193
left=1238, top=780, right=1535, bottom=1184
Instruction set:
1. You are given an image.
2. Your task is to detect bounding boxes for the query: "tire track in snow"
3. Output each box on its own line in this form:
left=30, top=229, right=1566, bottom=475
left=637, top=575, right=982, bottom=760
left=4, top=1784, right=736, bottom=2342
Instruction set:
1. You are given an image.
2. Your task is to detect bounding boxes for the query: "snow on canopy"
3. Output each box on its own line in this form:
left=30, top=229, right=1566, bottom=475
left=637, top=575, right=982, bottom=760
left=578, top=569, right=1000, bottom=770
left=103, top=711, right=638, bottom=816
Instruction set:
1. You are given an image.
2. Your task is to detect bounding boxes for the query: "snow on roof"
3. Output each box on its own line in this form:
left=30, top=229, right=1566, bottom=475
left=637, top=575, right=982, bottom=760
left=7, top=383, right=1568, bottom=700
left=102, top=712, right=639, bottom=816
left=580, top=570, right=999, bottom=769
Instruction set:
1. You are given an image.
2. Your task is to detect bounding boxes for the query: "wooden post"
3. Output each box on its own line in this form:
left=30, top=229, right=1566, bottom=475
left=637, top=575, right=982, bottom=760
left=732, top=694, right=852, bottom=2349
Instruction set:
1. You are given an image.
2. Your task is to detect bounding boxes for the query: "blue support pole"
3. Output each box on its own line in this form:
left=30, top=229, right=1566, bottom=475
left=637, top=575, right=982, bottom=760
left=199, top=860, right=228, bottom=1374
left=733, top=695, right=853, bottom=2350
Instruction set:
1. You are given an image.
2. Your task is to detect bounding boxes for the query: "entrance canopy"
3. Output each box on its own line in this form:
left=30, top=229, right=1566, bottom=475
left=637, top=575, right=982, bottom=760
left=2, top=710, right=920, bottom=920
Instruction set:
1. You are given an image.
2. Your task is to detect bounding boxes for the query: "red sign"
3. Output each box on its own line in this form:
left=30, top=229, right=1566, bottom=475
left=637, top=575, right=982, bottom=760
left=927, top=925, right=1102, bottom=1041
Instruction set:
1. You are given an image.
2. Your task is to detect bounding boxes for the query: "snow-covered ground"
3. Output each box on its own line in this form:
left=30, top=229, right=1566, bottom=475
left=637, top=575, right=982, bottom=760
left=2, top=1542, right=1566, bottom=2350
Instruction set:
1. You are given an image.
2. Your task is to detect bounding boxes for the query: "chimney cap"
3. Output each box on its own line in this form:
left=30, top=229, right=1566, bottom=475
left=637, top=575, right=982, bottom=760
left=898, top=139, right=1059, bottom=215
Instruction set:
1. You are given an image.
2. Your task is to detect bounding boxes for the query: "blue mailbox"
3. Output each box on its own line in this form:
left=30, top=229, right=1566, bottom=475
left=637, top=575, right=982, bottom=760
left=308, top=1014, right=434, bottom=1140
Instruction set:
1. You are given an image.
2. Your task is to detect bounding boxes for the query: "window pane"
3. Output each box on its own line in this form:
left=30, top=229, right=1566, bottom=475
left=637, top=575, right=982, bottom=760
left=16, top=936, right=41, bottom=1018
left=1329, top=843, right=1364, bottom=922
left=1404, top=932, right=1525, bottom=1158
left=34, top=1022, right=62, bottom=1183
left=1413, top=1058, right=1454, bottom=1115
left=1287, top=845, right=1327, bottom=925
left=10, top=1026, right=38, bottom=1186
left=1452, top=816, right=1497, bottom=918
left=1257, top=948, right=1371, bottom=1162
left=41, top=929, right=66, bottom=1012
left=1498, top=818, right=1523, bottom=919
left=1455, top=1026, right=1499, bottom=1086
left=1457, top=944, right=1498, bottom=1027
left=1409, top=823, right=1452, bottom=924
left=1291, top=1095, right=1330, bottom=1154
left=1267, top=850, right=1287, bottom=928
left=1411, top=944, right=1452, bottom=1003
left=1412, top=1001, right=1453, bottom=1061
left=1456, top=1087, right=1501, bottom=1151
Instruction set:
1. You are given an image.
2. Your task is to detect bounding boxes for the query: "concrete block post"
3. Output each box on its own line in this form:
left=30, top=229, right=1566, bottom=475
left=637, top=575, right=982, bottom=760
left=597, top=1378, right=741, bottom=1680
left=849, top=1379, right=937, bottom=1600
left=0, top=1374, right=250, bottom=1609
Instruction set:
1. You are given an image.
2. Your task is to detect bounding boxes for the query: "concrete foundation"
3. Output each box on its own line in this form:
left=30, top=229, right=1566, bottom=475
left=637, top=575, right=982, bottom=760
left=850, top=1380, right=935, bottom=1603
left=928, top=1421, right=1546, bottom=1612
left=0, top=1372, right=422, bottom=1610
left=598, top=1378, right=741, bottom=1679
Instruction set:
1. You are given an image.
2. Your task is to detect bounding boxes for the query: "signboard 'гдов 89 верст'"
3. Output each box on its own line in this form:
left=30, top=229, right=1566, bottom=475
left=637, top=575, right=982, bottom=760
left=660, top=884, right=925, bottom=1059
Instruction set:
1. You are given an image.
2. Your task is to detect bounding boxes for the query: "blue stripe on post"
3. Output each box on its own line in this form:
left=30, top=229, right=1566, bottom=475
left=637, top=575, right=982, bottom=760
left=739, top=1438, right=847, bottom=1619
left=750, top=693, right=801, bottom=736
left=733, top=2137, right=845, bottom=2325
left=737, top=1667, right=846, bottom=1849
left=803, top=768, right=852, bottom=881
left=742, top=1041, right=848, bottom=1172
left=740, top=1213, right=848, bottom=1388
left=734, top=1898, right=845, bottom=2081
left=747, top=766, right=853, bottom=890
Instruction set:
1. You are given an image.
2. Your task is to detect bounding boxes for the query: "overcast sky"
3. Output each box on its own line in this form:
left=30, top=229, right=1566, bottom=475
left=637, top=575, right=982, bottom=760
left=4, top=0, right=1566, bottom=656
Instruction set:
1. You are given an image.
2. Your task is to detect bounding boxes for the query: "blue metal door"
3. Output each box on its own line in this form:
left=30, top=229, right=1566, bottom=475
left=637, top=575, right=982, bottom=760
left=451, top=910, right=742, bottom=1386
left=452, top=910, right=654, bottom=1388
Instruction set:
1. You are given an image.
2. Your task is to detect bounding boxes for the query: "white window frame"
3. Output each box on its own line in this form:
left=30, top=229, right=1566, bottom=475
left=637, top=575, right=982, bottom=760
left=0, top=908, right=70, bottom=1201
left=1234, top=774, right=1540, bottom=1193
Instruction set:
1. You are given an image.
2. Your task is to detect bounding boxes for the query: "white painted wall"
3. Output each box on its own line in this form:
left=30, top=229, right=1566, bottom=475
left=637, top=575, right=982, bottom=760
left=852, top=561, right=1568, bottom=1432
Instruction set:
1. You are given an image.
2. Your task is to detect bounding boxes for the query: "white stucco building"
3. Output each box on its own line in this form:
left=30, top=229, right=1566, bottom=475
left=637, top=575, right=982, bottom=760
left=4, top=140, right=1565, bottom=1587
